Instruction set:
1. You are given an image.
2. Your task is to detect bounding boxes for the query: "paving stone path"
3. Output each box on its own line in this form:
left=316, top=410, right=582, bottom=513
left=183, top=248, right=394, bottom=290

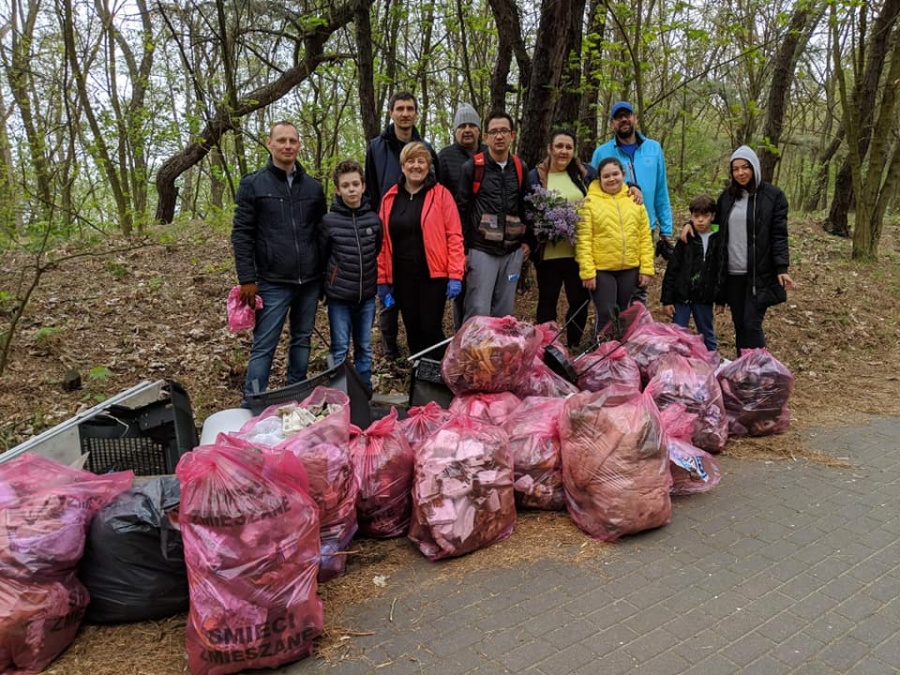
left=281, top=416, right=900, bottom=674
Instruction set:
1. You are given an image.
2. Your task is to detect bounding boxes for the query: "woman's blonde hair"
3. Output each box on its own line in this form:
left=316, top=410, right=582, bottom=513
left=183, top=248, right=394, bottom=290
left=400, top=141, right=431, bottom=166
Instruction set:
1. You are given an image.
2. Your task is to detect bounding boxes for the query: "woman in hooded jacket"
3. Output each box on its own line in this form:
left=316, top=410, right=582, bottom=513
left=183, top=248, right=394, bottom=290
left=713, top=145, right=793, bottom=354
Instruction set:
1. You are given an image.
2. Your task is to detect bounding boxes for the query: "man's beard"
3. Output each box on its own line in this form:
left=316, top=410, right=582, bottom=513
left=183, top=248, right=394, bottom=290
left=615, top=125, right=633, bottom=140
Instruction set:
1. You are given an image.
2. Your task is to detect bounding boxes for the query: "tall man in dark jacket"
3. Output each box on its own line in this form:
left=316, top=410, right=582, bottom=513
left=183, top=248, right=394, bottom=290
left=232, top=121, right=326, bottom=403
left=365, top=92, right=439, bottom=359
left=457, top=111, right=529, bottom=321
left=438, top=103, right=485, bottom=329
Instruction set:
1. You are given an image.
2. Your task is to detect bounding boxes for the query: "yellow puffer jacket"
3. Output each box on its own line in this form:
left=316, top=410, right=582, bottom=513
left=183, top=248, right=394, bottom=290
left=576, top=181, right=655, bottom=280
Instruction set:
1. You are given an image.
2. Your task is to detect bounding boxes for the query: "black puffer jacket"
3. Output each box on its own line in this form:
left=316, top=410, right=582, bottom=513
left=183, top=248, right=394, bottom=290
left=320, top=196, right=383, bottom=303
left=714, top=182, right=790, bottom=307
left=232, top=159, right=326, bottom=285
left=456, top=153, right=529, bottom=255
left=661, top=228, right=723, bottom=305
left=437, top=142, right=485, bottom=201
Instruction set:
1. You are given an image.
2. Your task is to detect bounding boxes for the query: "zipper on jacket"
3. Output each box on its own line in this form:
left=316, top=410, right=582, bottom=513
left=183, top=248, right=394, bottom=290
left=353, top=211, right=364, bottom=303
left=615, top=197, right=626, bottom=265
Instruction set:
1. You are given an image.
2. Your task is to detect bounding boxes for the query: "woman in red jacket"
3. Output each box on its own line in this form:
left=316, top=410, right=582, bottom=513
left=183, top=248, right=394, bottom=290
left=378, top=142, right=465, bottom=356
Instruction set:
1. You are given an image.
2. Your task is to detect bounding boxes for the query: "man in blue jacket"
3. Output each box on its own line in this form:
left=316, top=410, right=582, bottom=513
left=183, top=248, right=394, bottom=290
left=232, top=120, right=326, bottom=403
left=591, top=101, right=673, bottom=303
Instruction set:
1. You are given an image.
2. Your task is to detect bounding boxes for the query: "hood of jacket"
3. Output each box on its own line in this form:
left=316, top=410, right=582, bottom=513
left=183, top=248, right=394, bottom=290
left=586, top=179, right=629, bottom=201
left=730, top=145, right=762, bottom=190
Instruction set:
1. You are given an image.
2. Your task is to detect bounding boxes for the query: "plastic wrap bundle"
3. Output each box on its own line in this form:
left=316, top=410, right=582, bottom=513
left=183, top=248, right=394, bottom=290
left=624, top=320, right=718, bottom=384
left=660, top=405, right=722, bottom=495
left=502, top=397, right=566, bottom=510
left=560, top=389, right=670, bottom=541
left=644, top=354, right=728, bottom=452
left=513, top=356, right=579, bottom=398
left=408, top=416, right=516, bottom=560
left=533, top=321, right=569, bottom=358
left=449, top=392, right=522, bottom=426
left=399, top=401, right=452, bottom=453
left=441, top=315, right=542, bottom=395
left=80, top=476, right=189, bottom=623
left=235, top=386, right=357, bottom=581
left=576, top=340, right=642, bottom=396
left=717, top=348, right=794, bottom=436
left=226, top=285, right=262, bottom=333
left=0, top=454, right=132, bottom=674
left=177, top=444, right=323, bottom=675
left=349, top=408, right=415, bottom=538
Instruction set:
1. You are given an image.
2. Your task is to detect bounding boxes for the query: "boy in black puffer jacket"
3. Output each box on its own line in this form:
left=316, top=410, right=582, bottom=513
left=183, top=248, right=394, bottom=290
left=320, top=160, right=382, bottom=390
left=661, top=194, right=722, bottom=352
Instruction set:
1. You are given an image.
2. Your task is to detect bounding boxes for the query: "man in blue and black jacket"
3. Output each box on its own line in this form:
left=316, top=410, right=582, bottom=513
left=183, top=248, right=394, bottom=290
left=232, top=120, right=326, bottom=403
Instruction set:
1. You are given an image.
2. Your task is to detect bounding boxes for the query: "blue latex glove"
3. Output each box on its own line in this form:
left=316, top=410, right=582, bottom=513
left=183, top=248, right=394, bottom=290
left=377, top=284, right=394, bottom=308
left=446, top=279, right=462, bottom=299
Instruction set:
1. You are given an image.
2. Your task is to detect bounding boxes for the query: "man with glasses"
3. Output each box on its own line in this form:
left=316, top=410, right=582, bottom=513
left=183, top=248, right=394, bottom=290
left=591, top=101, right=673, bottom=303
left=457, top=111, right=529, bottom=320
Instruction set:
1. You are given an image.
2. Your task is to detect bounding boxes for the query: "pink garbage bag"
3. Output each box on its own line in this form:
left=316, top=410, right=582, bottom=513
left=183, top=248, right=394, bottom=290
left=399, top=402, right=452, bottom=453
left=350, top=408, right=415, bottom=538
left=441, top=315, right=542, bottom=395
left=449, top=391, right=522, bottom=426
left=226, top=285, right=263, bottom=333
left=576, top=340, right=642, bottom=396
left=659, top=405, right=722, bottom=495
left=176, top=443, right=322, bottom=675
left=409, top=416, right=516, bottom=560
left=644, top=353, right=728, bottom=452
left=560, top=390, right=670, bottom=541
left=502, top=397, right=566, bottom=511
left=717, top=348, right=794, bottom=436
left=624, top=320, right=718, bottom=384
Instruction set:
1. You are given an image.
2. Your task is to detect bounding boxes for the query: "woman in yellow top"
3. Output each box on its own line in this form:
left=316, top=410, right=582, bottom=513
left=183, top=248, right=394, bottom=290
left=576, top=157, right=654, bottom=330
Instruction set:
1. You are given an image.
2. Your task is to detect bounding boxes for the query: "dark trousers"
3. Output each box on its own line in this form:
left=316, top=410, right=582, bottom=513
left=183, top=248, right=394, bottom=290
left=590, top=268, right=639, bottom=333
left=378, top=303, right=400, bottom=358
left=725, top=274, right=767, bottom=355
left=393, top=273, right=448, bottom=357
left=535, top=257, right=590, bottom=349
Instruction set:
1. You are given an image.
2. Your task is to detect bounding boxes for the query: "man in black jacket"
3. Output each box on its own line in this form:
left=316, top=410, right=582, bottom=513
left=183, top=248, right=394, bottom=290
left=457, top=111, right=529, bottom=321
left=364, top=92, right=439, bottom=359
left=438, top=103, right=485, bottom=329
left=232, top=121, right=326, bottom=402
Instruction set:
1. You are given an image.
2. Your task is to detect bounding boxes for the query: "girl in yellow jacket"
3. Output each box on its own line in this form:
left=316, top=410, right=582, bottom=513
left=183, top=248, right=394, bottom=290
left=576, top=157, right=654, bottom=329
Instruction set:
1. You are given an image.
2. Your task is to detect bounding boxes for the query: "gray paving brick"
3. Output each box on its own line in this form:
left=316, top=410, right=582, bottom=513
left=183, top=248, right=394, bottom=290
left=534, top=641, right=596, bottom=672
left=771, top=632, right=826, bottom=668
left=632, top=652, right=693, bottom=675
left=818, top=635, right=871, bottom=671
left=682, top=653, right=741, bottom=674
left=790, top=591, right=840, bottom=620
left=719, top=631, right=777, bottom=667
left=873, top=633, right=900, bottom=666
left=847, top=612, right=900, bottom=646
left=754, top=610, right=808, bottom=642
left=622, top=627, right=680, bottom=661
left=495, top=637, right=556, bottom=672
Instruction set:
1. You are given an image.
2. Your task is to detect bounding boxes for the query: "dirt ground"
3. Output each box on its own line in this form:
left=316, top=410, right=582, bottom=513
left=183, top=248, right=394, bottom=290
left=3, top=215, right=900, bottom=673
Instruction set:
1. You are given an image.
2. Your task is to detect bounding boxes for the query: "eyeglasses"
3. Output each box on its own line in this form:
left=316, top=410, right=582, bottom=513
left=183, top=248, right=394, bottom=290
left=486, top=128, right=512, bottom=137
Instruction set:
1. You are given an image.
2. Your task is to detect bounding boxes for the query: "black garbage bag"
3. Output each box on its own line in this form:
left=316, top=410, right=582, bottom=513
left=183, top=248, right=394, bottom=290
left=79, top=476, right=189, bottom=623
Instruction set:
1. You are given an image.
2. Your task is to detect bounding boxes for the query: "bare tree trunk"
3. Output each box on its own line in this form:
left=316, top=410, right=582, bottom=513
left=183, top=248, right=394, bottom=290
left=519, top=0, right=576, bottom=168
left=356, top=1, right=379, bottom=141
left=825, top=0, right=900, bottom=238
left=578, top=0, right=605, bottom=163
left=758, top=7, right=823, bottom=181
left=487, top=0, right=530, bottom=111
left=803, top=129, right=844, bottom=213
left=553, top=0, right=588, bottom=127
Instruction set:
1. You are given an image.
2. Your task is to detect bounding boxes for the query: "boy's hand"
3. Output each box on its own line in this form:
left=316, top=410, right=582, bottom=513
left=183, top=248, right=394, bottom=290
left=663, top=304, right=675, bottom=318
left=778, top=273, right=794, bottom=291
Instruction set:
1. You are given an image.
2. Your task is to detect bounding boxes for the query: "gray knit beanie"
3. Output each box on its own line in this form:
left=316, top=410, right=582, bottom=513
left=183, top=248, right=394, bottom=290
left=453, top=103, right=481, bottom=130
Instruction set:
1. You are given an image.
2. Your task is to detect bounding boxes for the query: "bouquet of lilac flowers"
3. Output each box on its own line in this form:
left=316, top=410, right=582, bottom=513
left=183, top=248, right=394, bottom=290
left=525, top=185, right=582, bottom=246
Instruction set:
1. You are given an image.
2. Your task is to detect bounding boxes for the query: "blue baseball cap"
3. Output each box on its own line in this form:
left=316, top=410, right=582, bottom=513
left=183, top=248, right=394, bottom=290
left=610, top=101, right=634, bottom=120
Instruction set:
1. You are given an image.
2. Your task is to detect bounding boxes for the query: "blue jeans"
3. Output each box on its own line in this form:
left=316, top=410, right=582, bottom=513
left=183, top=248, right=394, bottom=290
left=327, top=297, right=376, bottom=389
left=673, top=302, right=718, bottom=352
left=243, top=280, right=321, bottom=399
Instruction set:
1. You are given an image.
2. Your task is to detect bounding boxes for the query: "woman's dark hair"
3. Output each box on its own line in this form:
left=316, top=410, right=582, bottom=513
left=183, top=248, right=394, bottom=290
left=548, top=128, right=576, bottom=146
left=728, top=159, right=757, bottom=197
left=598, top=157, right=624, bottom=173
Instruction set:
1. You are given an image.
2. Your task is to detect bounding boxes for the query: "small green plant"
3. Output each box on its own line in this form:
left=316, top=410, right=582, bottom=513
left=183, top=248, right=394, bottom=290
left=149, top=276, right=164, bottom=290
left=88, top=365, right=112, bottom=382
left=34, top=326, right=62, bottom=345
left=107, top=261, right=129, bottom=279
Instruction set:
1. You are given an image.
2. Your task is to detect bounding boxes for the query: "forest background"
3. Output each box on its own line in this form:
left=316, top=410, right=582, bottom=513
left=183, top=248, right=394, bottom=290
left=1, top=0, right=900, bottom=448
